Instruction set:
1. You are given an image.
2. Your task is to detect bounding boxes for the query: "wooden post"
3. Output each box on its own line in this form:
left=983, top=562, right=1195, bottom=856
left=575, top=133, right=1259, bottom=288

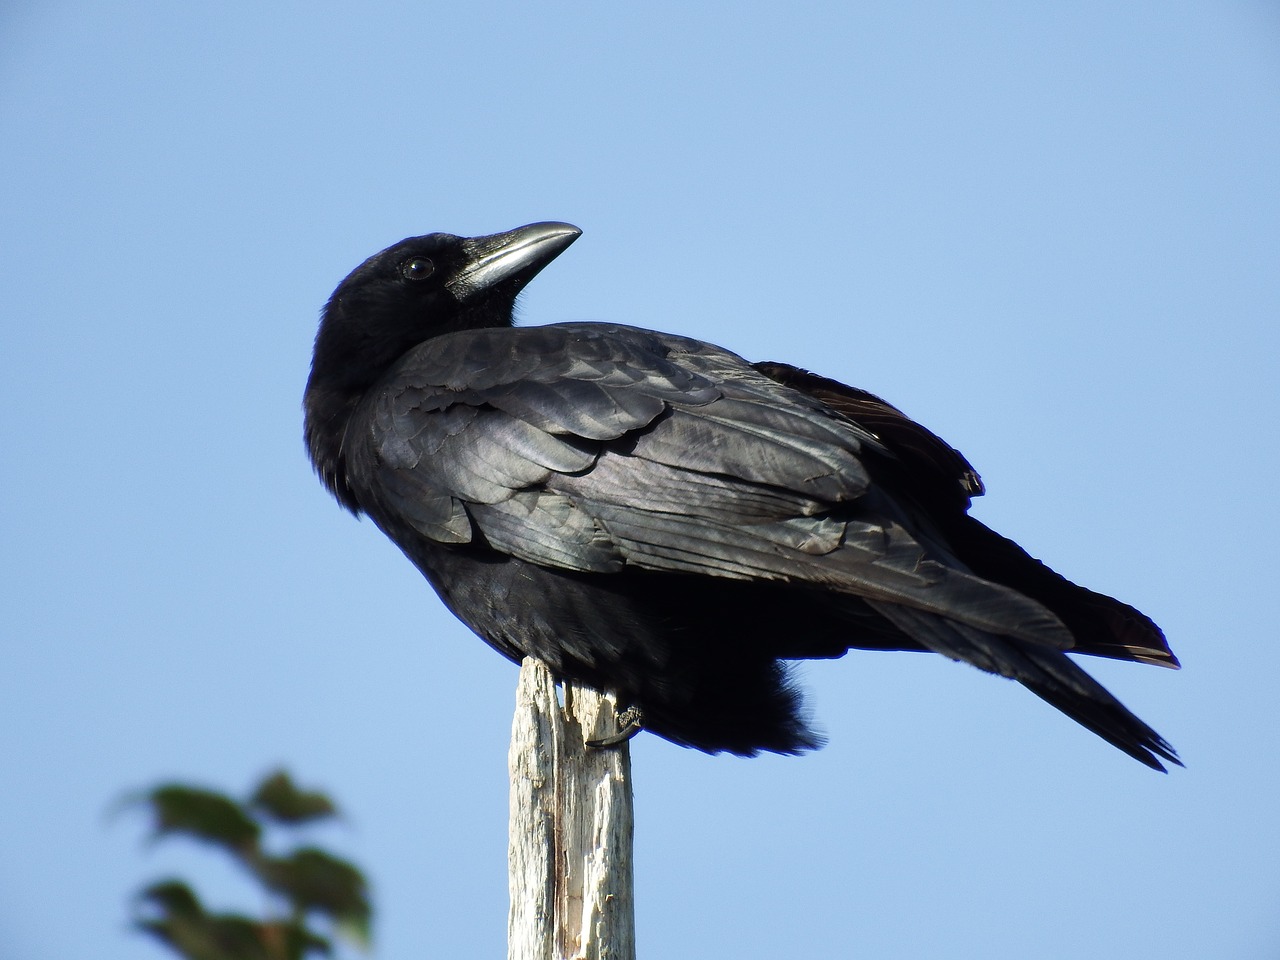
left=508, top=658, right=635, bottom=960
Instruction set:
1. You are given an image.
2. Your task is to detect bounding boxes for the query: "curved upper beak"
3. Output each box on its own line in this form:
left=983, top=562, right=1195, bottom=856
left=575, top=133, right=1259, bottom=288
left=447, top=221, right=581, bottom=298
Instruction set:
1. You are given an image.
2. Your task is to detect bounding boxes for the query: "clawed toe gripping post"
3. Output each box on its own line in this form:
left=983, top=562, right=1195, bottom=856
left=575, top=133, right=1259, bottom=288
left=587, top=704, right=645, bottom=749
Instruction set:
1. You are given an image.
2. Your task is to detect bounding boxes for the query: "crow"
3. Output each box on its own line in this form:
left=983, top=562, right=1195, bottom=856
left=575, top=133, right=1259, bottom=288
left=304, top=221, right=1179, bottom=770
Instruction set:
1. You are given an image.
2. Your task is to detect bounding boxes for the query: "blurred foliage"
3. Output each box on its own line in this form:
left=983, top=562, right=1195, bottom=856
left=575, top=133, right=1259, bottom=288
left=251, top=771, right=338, bottom=825
left=128, top=770, right=371, bottom=960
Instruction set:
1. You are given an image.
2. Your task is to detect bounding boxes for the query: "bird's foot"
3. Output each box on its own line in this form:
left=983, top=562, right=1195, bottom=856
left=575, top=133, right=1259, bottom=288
left=586, top=704, right=645, bottom=749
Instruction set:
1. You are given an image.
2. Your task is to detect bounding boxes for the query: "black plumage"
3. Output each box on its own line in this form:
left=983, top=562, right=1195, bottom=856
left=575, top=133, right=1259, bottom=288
left=304, top=221, right=1179, bottom=769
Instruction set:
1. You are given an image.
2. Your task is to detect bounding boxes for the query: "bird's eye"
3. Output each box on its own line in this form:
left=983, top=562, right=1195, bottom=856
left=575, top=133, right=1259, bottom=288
left=400, top=257, right=435, bottom=281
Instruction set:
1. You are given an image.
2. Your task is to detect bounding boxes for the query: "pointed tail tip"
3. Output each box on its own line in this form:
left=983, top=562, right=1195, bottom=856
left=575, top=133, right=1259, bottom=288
left=1134, top=734, right=1182, bottom=773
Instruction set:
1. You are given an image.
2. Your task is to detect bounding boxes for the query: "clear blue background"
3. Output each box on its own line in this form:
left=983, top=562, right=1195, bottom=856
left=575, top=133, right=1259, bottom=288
left=3, top=2, right=1277, bottom=958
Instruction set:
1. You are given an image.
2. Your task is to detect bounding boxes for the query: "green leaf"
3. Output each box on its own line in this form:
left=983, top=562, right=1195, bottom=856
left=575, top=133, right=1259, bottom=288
left=255, top=847, right=372, bottom=947
left=250, top=770, right=338, bottom=825
left=134, top=882, right=261, bottom=960
left=136, top=880, right=204, bottom=920
left=144, top=785, right=261, bottom=855
left=135, top=882, right=334, bottom=960
left=268, top=921, right=334, bottom=960
left=137, top=914, right=266, bottom=960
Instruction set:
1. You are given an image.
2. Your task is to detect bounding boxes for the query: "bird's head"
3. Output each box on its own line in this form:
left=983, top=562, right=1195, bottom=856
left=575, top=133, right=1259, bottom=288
left=308, top=221, right=581, bottom=395
left=304, top=221, right=580, bottom=508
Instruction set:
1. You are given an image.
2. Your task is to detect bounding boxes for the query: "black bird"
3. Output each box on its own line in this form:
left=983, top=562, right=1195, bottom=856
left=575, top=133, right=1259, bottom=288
left=305, top=222, right=1179, bottom=770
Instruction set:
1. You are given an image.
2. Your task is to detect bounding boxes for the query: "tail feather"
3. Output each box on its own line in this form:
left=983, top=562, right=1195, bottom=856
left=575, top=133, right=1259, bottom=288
left=867, top=600, right=1180, bottom=771
left=949, top=515, right=1180, bottom=670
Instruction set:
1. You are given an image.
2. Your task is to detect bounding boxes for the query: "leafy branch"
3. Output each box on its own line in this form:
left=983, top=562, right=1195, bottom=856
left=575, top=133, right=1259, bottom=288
left=128, top=770, right=371, bottom=960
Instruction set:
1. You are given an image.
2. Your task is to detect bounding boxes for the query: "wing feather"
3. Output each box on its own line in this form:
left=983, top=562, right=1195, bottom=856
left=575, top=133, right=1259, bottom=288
left=351, top=322, right=1070, bottom=651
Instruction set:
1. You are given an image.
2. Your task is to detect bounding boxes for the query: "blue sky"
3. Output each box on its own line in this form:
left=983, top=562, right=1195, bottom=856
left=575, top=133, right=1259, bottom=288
left=2, top=2, right=1278, bottom=958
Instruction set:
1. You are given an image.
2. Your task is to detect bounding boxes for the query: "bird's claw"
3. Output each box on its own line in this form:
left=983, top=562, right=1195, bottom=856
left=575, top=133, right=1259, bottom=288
left=586, top=704, right=645, bottom=749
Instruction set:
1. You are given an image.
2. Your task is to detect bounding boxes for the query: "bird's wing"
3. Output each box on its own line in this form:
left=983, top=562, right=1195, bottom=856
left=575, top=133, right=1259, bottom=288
left=752, top=360, right=985, bottom=510
left=752, top=360, right=1179, bottom=670
left=350, top=322, right=1071, bottom=649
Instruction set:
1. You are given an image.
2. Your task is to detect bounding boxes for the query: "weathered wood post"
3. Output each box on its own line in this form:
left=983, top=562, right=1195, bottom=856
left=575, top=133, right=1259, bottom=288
left=508, top=658, right=636, bottom=960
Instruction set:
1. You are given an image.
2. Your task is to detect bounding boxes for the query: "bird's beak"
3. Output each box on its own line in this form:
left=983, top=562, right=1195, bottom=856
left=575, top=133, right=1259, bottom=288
left=447, top=221, right=581, bottom=299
